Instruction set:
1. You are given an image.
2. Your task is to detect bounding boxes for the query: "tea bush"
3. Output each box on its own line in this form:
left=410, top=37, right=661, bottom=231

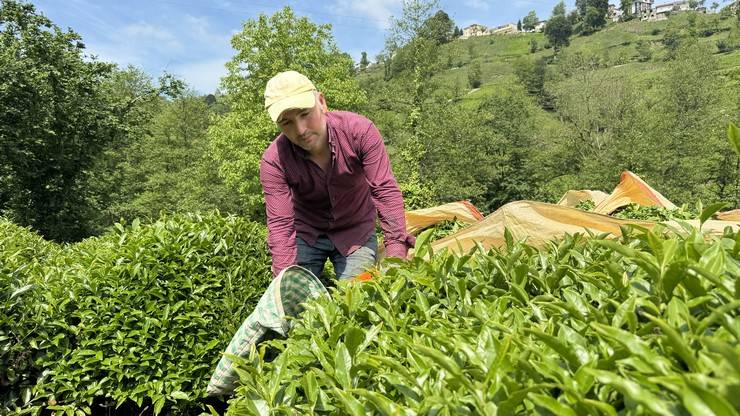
left=229, top=220, right=740, bottom=415
left=2, top=212, right=272, bottom=415
left=1, top=220, right=61, bottom=410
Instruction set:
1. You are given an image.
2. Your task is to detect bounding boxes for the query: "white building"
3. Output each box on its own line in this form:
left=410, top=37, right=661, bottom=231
left=648, top=1, right=692, bottom=20
left=488, top=23, right=518, bottom=35
left=461, top=24, right=488, bottom=39
left=609, top=4, right=624, bottom=21
left=631, top=0, right=653, bottom=15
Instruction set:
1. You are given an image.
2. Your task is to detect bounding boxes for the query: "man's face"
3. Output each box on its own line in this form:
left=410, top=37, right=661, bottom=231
left=277, top=92, right=328, bottom=155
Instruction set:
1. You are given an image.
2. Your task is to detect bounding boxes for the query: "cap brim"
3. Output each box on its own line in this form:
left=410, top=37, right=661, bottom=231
left=267, top=91, right=316, bottom=122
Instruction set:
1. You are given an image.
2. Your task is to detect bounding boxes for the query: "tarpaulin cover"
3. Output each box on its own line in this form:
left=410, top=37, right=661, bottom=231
left=557, top=190, right=609, bottom=207
left=593, top=171, right=677, bottom=214
left=428, top=200, right=739, bottom=255
left=405, top=200, right=484, bottom=235
left=718, top=209, right=740, bottom=221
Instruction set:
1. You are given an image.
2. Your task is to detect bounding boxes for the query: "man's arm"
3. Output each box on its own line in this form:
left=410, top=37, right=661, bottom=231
left=358, top=122, right=415, bottom=258
left=260, top=157, right=297, bottom=276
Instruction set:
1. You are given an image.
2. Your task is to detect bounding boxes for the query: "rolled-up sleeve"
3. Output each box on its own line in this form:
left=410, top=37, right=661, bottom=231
left=359, top=122, right=415, bottom=258
left=260, top=157, right=297, bottom=276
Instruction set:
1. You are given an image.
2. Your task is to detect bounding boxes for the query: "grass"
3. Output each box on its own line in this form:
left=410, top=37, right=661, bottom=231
left=358, top=11, right=739, bottom=143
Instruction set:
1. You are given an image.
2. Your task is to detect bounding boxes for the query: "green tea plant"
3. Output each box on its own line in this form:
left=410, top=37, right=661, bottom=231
left=2, top=212, right=272, bottom=415
left=1, top=220, right=60, bottom=411
left=227, top=207, right=740, bottom=415
left=612, top=203, right=699, bottom=221
left=426, top=219, right=470, bottom=241
left=575, top=199, right=596, bottom=211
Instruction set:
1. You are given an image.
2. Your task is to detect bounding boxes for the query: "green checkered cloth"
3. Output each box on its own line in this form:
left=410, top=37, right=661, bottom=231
left=206, top=265, right=328, bottom=396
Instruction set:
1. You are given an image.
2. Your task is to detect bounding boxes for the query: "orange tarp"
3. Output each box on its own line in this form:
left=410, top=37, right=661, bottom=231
left=405, top=200, right=484, bottom=235
left=593, top=171, right=676, bottom=215
left=718, top=210, right=740, bottom=221
left=428, top=200, right=739, bottom=255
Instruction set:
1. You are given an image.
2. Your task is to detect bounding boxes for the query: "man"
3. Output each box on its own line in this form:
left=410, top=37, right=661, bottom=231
left=259, top=70, right=414, bottom=279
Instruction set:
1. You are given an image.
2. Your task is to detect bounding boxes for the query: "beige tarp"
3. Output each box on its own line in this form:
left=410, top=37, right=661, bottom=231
left=593, top=171, right=677, bottom=215
left=718, top=210, right=740, bottom=221
left=405, top=200, right=484, bottom=235
left=428, top=200, right=739, bottom=255
left=557, top=190, right=609, bottom=207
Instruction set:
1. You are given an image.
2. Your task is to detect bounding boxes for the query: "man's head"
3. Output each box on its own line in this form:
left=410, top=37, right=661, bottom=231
left=264, top=71, right=328, bottom=155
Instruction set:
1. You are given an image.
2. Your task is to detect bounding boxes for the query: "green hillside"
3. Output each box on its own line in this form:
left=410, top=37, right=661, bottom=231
left=357, top=10, right=740, bottom=211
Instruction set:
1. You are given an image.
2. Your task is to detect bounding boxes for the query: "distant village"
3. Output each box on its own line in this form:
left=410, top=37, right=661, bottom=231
left=461, top=0, right=710, bottom=39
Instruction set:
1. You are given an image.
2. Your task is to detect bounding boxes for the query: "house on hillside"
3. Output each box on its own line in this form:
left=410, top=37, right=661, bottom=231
left=608, top=4, right=624, bottom=21
left=461, top=24, right=488, bottom=39
left=631, top=0, right=653, bottom=15
left=488, top=23, right=518, bottom=35
left=648, top=1, right=697, bottom=20
left=534, top=20, right=546, bottom=32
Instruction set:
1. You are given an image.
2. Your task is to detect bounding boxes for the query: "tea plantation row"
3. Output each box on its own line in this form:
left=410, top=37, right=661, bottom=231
left=228, top=223, right=740, bottom=415
left=3, top=211, right=739, bottom=415
left=2, top=212, right=272, bottom=415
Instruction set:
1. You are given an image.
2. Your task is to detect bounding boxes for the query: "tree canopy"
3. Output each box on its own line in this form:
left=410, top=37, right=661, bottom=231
left=208, top=7, right=367, bottom=219
left=1, top=0, right=129, bottom=240
left=545, top=3, right=573, bottom=51
left=522, top=10, right=539, bottom=31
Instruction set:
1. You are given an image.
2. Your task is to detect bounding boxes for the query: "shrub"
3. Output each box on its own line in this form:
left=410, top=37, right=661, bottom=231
left=1, top=220, right=60, bottom=411
left=468, top=61, right=482, bottom=89
left=529, top=39, right=538, bottom=53
left=636, top=40, right=654, bottom=62
left=227, top=219, right=740, bottom=415
left=2, top=212, right=272, bottom=415
left=716, top=39, right=734, bottom=52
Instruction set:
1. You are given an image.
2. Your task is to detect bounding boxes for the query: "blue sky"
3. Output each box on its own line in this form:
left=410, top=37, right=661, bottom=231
left=31, top=0, right=606, bottom=94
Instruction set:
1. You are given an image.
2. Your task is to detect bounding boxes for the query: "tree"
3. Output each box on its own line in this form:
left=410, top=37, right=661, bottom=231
left=468, top=60, right=482, bottom=88
left=551, top=52, right=639, bottom=166
left=360, top=51, right=369, bottom=70
left=85, top=67, right=182, bottom=231
left=688, top=0, right=705, bottom=9
left=421, top=9, right=455, bottom=44
left=553, top=1, right=567, bottom=17
left=475, top=89, right=539, bottom=210
left=529, top=38, right=539, bottom=53
left=382, top=0, right=443, bottom=206
left=0, top=0, right=145, bottom=241
left=649, top=43, right=724, bottom=202
left=209, top=7, right=366, bottom=219
left=545, top=2, right=573, bottom=51
left=108, top=92, right=243, bottom=222
left=620, top=0, right=634, bottom=19
left=514, top=57, right=550, bottom=107
left=523, top=10, right=539, bottom=31
left=583, top=4, right=608, bottom=34
left=576, top=0, right=588, bottom=16
left=517, top=19, right=522, bottom=31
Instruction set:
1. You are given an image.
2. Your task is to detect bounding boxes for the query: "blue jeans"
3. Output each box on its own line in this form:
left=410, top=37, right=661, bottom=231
left=296, top=234, right=377, bottom=280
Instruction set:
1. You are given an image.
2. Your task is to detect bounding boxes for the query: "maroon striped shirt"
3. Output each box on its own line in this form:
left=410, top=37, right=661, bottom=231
left=260, top=111, right=415, bottom=276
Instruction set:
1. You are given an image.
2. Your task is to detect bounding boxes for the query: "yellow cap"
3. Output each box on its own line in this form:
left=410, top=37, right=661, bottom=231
left=264, top=71, right=317, bottom=122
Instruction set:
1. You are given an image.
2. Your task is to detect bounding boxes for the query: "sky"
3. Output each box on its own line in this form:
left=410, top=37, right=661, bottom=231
left=29, top=0, right=720, bottom=95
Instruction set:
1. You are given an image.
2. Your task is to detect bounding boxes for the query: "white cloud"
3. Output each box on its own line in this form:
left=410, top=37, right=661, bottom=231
left=170, top=58, right=230, bottom=94
left=329, top=0, right=398, bottom=30
left=464, top=0, right=490, bottom=10
left=123, top=22, right=183, bottom=52
left=183, top=15, right=232, bottom=47
left=83, top=41, right=146, bottom=68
